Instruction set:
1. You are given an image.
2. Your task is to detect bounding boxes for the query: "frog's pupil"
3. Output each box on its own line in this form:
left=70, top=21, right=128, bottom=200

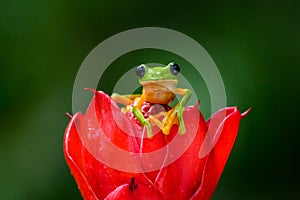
left=170, top=63, right=180, bottom=75
left=136, top=65, right=145, bottom=78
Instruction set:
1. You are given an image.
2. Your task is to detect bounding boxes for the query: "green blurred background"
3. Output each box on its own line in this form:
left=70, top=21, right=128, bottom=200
left=1, top=0, right=299, bottom=199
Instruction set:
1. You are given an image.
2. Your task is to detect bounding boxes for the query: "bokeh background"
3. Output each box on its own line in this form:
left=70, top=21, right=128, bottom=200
left=1, top=0, right=299, bottom=199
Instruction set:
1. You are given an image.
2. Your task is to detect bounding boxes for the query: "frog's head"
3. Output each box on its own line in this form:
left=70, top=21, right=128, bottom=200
left=135, top=62, right=180, bottom=85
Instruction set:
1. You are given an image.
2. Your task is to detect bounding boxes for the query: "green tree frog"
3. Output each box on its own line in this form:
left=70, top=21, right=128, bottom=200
left=111, top=62, right=191, bottom=138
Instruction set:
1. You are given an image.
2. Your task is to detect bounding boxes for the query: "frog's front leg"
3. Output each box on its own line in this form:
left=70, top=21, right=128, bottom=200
left=111, top=93, right=141, bottom=106
left=164, top=88, right=191, bottom=135
left=132, top=107, right=153, bottom=138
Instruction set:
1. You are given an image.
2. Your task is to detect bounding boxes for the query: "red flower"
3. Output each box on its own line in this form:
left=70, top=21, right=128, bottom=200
left=64, top=91, right=250, bottom=200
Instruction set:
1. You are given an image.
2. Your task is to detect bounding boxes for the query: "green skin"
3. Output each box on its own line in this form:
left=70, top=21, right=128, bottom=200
left=112, top=63, right=191, bottom=138
left=138, top=64, right=178, bottom=82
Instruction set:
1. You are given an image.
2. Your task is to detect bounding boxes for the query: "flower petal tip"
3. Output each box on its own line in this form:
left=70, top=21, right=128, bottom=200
left=84, top=88, right=98, bottom=94
left=65, top=112, right=73, bottom=119
left=241, top=107, right=252, bottom=118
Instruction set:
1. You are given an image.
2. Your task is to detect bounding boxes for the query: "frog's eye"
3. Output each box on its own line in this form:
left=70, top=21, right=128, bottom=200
left=135, top=64, right=146, bottom=78
left=169, top=62, right=180, bottom=76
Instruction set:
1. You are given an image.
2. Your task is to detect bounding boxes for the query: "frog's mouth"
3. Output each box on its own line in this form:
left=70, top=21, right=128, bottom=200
left=140, top=79, right=178, bottom=91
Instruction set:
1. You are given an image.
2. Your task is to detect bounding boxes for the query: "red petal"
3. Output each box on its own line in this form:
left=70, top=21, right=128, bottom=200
left=91, top=91, right=140, bottom=151
left=154, top=104, right=208, bottom=200
left=92, top=91, right=168, bottom=183
left=105, top=179, right=163, bottom=200
left=64, top=91, right=167, bottom=199
left=64, top=113, right=99, bottom=200
left=64, top=92, right=144, bottom=199
left=190, top=107, right=243, bottom=200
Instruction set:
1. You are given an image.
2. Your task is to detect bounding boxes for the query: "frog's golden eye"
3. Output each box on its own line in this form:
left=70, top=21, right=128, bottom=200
left=135, top=64, right=146, bottom=78
left=169, top=62, right=180, bottom=76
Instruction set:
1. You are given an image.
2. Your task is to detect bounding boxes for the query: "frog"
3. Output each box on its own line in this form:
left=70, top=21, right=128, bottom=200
left=111, top=62, right=191, bottom=138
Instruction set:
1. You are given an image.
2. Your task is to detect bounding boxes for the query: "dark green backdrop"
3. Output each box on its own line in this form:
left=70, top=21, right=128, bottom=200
left=1, top=0, right=299, bottom=199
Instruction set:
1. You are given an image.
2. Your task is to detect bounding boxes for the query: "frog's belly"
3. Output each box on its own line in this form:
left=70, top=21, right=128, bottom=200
left=143, top=90, right=175, bottom=104
left=142, top=83, right=176, bottom=104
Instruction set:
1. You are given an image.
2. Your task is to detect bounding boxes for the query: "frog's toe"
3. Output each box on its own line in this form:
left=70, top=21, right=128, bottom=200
left=178, top=121, right=186, bottom=135
left=145, top=123, right=153, bottom=138
left=161, top=108, right=177, bottom=135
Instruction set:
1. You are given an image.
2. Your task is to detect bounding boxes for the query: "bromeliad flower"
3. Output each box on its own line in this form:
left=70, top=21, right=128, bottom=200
left=64, top=63, right=250, bottom=199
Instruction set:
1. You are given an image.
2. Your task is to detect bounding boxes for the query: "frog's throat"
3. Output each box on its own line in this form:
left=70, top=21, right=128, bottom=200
left=140, top=80, right=178, bottom=93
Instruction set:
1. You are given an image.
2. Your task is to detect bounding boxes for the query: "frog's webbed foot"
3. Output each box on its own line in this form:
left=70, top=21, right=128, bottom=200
left=148, top=113, right=164, bottom=130
left=161, top=104, right=185, bottom=135
left=132, top=105, right=186, bottom=137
